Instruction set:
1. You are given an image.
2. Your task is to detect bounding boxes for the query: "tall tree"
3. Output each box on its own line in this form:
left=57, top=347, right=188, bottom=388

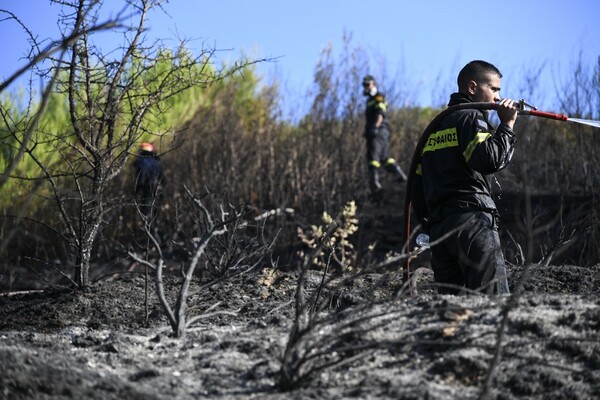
left=2, top=0, right=260, bottom=288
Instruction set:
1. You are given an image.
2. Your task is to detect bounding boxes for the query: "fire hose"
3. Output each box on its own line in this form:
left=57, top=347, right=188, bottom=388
left=402, top=100, right=569, bottom=292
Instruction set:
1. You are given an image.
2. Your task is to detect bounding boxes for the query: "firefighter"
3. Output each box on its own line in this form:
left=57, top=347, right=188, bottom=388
left=362, top=75, right=407, bottom=199
left=411, top=60, right=518, bottom=295
left=133, top=142, right=164, bottom=227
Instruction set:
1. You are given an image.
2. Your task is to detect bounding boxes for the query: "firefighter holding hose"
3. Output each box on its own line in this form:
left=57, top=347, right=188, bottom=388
left=411, top=60, right=518, bottom=295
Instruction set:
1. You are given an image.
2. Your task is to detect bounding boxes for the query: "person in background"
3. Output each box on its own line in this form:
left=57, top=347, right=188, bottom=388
left=133, top=142, right=164, bottom=231
left=362, top=74, right=407, bottom=200
left=411, top=60, right=518, bottom=295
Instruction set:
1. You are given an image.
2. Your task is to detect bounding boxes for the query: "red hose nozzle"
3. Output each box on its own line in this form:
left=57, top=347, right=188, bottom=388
left=520, top=109, right=569, bottom=121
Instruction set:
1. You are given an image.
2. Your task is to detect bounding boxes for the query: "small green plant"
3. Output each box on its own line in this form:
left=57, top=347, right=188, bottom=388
left=297, top=200, right=358, bottom=271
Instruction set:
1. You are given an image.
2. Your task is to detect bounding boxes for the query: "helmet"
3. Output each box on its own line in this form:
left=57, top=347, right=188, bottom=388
left=362, top=74, right=375, bottom=85
left=139, top=142, right=155, bottom=153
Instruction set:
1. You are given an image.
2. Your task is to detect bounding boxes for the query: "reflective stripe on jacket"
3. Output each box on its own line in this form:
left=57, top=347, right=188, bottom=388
left=364, top=92, right=389, bottom=137
left=413, top=92, right=516, bottom=224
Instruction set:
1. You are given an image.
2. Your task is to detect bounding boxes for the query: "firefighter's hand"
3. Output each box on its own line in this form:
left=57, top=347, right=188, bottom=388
left=497, top=98, right=518, bottom=129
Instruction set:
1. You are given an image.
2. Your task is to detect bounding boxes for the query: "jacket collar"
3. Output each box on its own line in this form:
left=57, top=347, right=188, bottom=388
left=447, top=92, right=490, bottom=118
left=447, top=92, right=472, bottom=107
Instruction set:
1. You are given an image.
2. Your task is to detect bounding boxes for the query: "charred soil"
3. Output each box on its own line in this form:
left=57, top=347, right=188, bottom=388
left=1, top=260, right=599, bottom=400
left=1, top=184, right=599, bottom=399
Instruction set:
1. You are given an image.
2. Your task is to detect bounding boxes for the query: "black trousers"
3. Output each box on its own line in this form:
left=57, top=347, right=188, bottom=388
left=428, top=210, right=510, bottom=295
left=366, top=128, right=390, bottom=164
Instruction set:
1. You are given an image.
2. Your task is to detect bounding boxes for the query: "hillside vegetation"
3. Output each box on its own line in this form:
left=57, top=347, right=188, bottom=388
left=1, top=20, right=599, bottom=290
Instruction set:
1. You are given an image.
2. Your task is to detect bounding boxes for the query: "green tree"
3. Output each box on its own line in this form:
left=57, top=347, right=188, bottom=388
left=1, top=0, right=261, bottom=288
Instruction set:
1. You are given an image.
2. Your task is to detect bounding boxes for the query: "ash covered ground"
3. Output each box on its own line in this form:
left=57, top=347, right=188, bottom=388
left=1, top=260, right=599, bottom=400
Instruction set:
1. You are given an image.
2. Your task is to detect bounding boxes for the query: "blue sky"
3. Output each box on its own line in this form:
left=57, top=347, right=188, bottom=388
left=1, top=0, right=599, bottom=114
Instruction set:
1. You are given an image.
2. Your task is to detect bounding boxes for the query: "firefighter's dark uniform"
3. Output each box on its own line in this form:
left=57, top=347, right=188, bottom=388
left=133, top=149, right=164, bottom=224
left=364, top=91, right=407, bottom=194
left=412, top=93, right=514, bottom=295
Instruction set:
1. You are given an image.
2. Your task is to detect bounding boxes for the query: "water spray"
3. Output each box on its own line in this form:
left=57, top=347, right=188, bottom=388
left=566, top=118, right=600, bottom=129
left=402, top=100, right=600, bottom=293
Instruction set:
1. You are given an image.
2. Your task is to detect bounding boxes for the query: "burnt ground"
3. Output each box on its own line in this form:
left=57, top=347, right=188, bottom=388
left=0, top=263, right=599, bottom=400
left=1, top=184, right=599, bottom=400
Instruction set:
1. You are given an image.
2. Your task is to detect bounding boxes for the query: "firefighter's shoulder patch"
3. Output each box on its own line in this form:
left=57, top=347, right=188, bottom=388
left=375, top=94, right=385, bottom=102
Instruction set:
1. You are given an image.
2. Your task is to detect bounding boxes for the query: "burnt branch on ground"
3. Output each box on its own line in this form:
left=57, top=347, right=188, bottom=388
left=130, top=187, right=275, bottom=338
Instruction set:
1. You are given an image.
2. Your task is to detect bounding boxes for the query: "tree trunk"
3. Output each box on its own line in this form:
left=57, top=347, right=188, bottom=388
left=74, top=246, right=91, bottom=288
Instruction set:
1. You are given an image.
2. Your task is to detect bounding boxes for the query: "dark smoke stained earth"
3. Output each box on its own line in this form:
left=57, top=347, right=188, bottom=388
left=0, top=260, right=599, bottom=400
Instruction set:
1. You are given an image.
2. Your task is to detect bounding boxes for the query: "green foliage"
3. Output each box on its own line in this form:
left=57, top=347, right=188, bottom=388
left=0, top=93, right=22, bottom=169
left=202, top=64, right=274, bottom=133
left=0, top=51, right=213, bottom=210
left=0, top=90, right=72, bottom=210
left=119, top=48, right=211, bottom=135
